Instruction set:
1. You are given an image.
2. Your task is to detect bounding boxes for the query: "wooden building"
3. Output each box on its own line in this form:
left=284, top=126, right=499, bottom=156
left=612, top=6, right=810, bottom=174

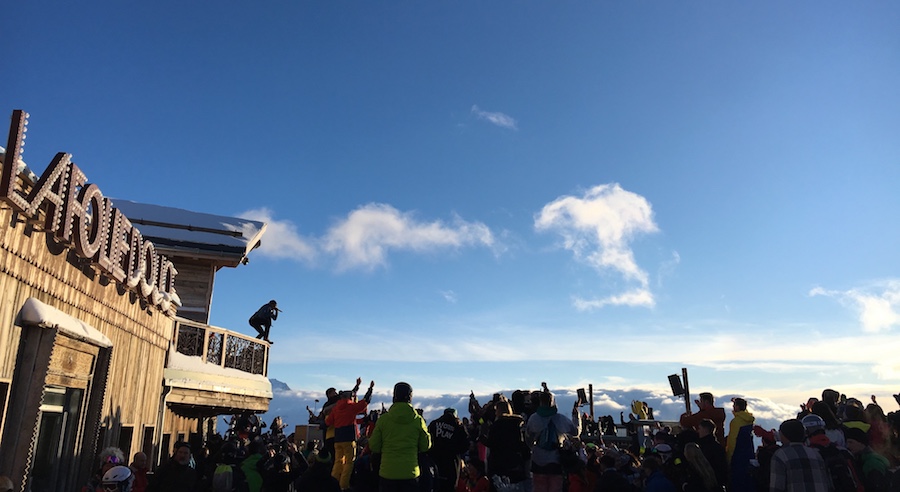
left=0, top=110, right=273, bottom=491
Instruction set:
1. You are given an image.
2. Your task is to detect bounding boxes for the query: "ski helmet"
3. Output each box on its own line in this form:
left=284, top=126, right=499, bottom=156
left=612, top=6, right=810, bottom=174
left=101, top=465, right=133, bottom=492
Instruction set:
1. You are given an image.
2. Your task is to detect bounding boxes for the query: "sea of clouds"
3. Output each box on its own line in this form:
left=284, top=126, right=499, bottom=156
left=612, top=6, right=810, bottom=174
left=244, top=379, right=799, bottom=439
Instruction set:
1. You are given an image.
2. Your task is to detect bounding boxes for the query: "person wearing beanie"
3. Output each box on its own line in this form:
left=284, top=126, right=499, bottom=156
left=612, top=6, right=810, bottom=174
left=751, top=425, right=780, bottom=492
left=769, top=419, right=830, bottom=492
left=369, top=382, right=431, bottom=491
left=845, top=426, right=890, bottom=491
left=248, top=300, right=279, bottom=343
left=524, top=390, right=578, bottom=492
left=803, top=414, right=862, bottom=492
left=427, top=408, right=469, bottom=492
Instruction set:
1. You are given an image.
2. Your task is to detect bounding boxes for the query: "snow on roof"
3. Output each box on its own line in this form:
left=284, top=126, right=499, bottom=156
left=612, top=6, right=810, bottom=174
left=0, top=147, right=40, bottom=183
left=164, top=351, right=273, bottom=398
left=19, top=297, right=113, bottom=348
left=112, top=199, right=267, bottom=259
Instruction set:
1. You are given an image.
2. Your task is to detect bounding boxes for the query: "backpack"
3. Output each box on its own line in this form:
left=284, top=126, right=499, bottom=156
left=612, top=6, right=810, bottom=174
left=213, top=463, right=248, bottom=492
left=536, top=417, right=562, bottom=451
left=815, top=444, right=863, bottom=492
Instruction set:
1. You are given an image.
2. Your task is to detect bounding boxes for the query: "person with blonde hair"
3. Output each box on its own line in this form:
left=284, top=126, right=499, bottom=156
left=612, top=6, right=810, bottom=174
left=682, top=443, right=719, bottom=492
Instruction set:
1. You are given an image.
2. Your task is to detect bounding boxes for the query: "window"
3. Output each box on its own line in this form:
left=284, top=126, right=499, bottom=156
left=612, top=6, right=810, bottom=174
left=118, top=426, right=133, bottom=462
left=142, top=426, right=155, bottom=461
left=160, top=434, right=171, bottom=463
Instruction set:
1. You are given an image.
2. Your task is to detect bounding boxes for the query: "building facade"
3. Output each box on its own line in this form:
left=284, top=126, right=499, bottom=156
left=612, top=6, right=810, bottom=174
left=0, top=110, right=272, bottom=491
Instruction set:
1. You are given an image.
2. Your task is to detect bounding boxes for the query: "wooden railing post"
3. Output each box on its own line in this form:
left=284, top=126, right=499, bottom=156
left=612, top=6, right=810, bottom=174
left=201, top=327, right=209, bottom=362
left=221, top=332, right=228, bottom=369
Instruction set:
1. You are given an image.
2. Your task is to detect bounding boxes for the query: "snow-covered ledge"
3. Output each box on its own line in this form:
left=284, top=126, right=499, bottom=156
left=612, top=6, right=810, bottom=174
left=164, top=351, right=272, bottom=398
left=19, top=298, right=113, bottom=348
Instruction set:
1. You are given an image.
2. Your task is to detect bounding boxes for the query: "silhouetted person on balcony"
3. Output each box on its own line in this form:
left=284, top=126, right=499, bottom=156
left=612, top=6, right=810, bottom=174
left=249, top=300, right=279, bottom=343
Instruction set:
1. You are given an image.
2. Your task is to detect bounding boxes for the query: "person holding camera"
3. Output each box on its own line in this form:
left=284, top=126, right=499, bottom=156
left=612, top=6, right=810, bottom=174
left=679, top=392, right=726, bottom=445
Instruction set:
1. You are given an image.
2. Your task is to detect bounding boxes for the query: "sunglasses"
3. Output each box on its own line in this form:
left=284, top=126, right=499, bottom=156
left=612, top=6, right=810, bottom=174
left=104, top=456, right=123, bottom=465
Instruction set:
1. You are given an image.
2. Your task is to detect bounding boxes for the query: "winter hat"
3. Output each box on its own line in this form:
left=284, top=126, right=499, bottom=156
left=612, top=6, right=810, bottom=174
left=844, top=426, right=869, bottom=446
left=653, top=444, right=673, bottom=463
left=393, top=382, right=413, bottom=403
left=779, top=419, right=806, bottom=443
left=801, top=414, right=826, bottom=435
left=315, top=451, right=332, bottom=463
left=444, top=408, right=458, bottom=418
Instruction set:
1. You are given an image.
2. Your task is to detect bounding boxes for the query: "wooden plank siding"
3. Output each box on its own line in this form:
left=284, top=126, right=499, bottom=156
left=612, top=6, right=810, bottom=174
left=0, top=159, right=270, bottom=485
left=0, top=205, right=173, bottom=456
left=166, top=259, right=215, bottom=323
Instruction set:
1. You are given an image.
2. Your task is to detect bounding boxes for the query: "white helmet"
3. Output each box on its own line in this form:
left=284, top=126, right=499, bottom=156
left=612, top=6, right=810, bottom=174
left=101, top=465, right=133, bottom=492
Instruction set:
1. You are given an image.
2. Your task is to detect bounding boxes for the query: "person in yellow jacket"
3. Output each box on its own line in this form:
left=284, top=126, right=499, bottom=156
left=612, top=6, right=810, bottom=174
left=726, top=397, right=756, bottom=492
left=369, top=382, right=431, bottom=492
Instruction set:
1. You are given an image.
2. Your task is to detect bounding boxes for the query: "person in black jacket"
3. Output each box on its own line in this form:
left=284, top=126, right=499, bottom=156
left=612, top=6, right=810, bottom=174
left=695, top=420, right=727, bottom=490
left=249, top=300, right=279, bottom=343
left=147, top=441, right=198, bottom=492
left=296, top=451, right=341, bottom=492
left=595, top=454, right=636, bottom=492
left=427, top=408, right=469, bottom=492
left=485, top=399, right=531, bottom=487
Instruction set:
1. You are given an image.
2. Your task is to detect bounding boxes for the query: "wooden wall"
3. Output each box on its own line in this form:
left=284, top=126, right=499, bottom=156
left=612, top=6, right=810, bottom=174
left=168, top=259, right=215, bottom=323
left=0, top=205, right=174, bottom=454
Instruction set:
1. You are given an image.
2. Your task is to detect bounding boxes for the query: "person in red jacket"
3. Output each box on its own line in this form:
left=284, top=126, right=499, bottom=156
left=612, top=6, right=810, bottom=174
left=325, top=380, right=374, bottom=490
left=679, top=392, right=727, bottom=445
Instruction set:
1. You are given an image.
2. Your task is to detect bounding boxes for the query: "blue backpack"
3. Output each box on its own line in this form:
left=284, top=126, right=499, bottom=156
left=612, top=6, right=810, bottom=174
left=536, top=417, right=562, bottom=451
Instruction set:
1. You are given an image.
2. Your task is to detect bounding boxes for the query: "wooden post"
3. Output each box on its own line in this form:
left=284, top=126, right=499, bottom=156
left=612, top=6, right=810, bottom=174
left=589, top=384, right=594, bottom=422
left=682, top=367, right=691, bottom=415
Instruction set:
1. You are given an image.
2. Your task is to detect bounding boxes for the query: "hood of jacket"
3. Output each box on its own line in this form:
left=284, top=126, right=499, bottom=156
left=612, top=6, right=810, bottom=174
left=387, top=401, right=419, bottom=421
left=732, top=410, right=754, bottom=427
left=536, top=406, right=558, bottom=418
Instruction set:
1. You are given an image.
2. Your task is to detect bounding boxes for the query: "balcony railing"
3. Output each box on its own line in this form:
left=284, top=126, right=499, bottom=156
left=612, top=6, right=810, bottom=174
left=173, top=319, right=269, bottom=376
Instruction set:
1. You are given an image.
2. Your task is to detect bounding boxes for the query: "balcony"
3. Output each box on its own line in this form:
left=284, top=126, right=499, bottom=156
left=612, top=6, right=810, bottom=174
left=163, top=319, right=272, bottom=415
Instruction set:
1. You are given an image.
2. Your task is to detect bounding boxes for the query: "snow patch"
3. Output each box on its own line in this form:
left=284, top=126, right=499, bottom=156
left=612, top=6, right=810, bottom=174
left=19, top=297, right=112, bottom=347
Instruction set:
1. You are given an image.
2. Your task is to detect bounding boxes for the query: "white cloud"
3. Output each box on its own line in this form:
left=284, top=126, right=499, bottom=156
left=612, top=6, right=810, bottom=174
left=257, top=383, right=797, bottom=436
left=535, top=183, right=660, bottom=309
left=471, top=105, right=518, bottom=130
left=322, top=204, right=495, bottom=271
left=573, top=288, right=655, bottom=310
left=657, top=251, right=681, bottom=288
left=809, top=280, right=900, bottom=333
left=440, top=290, right=458, bottom=303
left=238, top=208, right=317, bottom=262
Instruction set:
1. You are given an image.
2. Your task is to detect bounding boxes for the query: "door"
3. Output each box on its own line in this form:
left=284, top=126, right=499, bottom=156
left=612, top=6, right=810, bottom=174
left=28, top=386, right=84, bottom=492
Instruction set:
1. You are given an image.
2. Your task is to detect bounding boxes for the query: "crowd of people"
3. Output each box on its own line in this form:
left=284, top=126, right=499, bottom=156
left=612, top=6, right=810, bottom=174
left=76, top=382, right=900, bottom=492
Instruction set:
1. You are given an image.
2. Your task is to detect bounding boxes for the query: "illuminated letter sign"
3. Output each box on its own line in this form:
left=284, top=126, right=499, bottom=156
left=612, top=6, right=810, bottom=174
left=2, top=110, right=179, bottom=315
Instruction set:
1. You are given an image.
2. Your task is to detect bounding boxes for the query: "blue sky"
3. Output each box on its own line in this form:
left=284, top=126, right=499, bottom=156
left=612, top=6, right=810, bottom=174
left=5, top=1, right=900, bottom=423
